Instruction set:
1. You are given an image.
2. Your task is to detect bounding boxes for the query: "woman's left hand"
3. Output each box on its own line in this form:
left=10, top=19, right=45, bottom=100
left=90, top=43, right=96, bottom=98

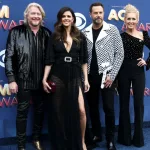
left=84, top=80, right=90, bottom=93
left=137, top=58, right=147, bottom=67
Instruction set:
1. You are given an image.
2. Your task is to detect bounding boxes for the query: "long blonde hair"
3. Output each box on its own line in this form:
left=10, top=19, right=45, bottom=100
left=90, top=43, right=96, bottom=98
left=24, top=2, right=45, bottom=25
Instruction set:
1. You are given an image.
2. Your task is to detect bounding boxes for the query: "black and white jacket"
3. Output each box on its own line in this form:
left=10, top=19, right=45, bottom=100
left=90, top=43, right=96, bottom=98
left=82, top=21, right=124, bottom=81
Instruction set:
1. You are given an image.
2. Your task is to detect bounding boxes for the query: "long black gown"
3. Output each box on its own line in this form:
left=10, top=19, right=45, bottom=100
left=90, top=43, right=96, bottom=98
left=45, top=33, right=88, bottom=150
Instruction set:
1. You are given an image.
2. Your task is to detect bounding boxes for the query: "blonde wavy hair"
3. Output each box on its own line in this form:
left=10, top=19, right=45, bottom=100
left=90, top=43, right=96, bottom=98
left=124, top=4, right=139, bottom=21
left=24, top=2, right=45, bottom=25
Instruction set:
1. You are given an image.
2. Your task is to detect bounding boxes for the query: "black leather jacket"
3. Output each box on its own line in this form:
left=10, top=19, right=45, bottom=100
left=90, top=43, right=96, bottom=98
left=5, top=24, right=51, bottom=83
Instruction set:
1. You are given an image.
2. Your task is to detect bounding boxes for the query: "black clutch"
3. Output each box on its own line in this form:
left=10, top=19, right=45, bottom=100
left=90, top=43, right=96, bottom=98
left=146, top=53, right=150, bottom=71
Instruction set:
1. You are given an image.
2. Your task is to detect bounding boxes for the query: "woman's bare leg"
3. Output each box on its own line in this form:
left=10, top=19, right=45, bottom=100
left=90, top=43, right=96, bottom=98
left=78, top=87, right=87, bottom=150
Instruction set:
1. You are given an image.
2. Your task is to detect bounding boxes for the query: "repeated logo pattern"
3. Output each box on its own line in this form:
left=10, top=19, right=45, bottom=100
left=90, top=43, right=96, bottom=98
left=0, top=49, right=5, bottom=68
left=75, top=12, right=86, bottom=30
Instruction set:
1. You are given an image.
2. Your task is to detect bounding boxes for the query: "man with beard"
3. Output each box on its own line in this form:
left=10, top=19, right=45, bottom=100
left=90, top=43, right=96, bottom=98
left=5, top=3, right=51, bottom=150
left=82, top=2, right=124, bottom=150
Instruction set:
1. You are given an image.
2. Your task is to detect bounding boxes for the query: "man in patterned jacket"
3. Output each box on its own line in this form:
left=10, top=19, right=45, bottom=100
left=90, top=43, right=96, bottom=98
left=82, top=2, right=124, bottom=150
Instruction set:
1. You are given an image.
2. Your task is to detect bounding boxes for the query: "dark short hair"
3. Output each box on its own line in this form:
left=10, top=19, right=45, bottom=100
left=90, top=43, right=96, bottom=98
left=89, top=2, right=104, bottom=12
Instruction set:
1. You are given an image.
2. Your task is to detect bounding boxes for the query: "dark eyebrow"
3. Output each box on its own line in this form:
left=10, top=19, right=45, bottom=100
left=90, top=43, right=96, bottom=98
left=62, top=14, right=71, bottom=17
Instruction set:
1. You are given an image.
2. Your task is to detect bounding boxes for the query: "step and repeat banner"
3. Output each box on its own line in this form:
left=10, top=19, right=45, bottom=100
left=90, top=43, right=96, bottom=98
left=0, top=0, right=150, bottom=138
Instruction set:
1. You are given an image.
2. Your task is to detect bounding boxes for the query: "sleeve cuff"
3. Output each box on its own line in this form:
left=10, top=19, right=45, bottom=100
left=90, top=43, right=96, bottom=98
left=109, top=73, right=115, bottom=82
left=7, top=75, right=15, bottom=83
left=45, top=59, right=54, bottom=65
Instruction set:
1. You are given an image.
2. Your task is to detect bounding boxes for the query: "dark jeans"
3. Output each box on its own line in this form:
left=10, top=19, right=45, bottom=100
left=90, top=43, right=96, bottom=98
left=118, top=59, right=145, bottom=147
left=86, top=73, right=115, bottom=142
left=16, top=88, right=44, bottom=148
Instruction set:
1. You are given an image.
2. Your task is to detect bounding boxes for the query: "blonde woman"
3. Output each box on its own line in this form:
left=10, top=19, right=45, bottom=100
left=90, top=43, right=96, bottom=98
left=118, top=4, right=150, bottom=147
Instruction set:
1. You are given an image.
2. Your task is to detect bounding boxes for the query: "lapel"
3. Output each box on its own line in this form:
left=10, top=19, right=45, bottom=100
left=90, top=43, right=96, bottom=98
left=96, top=21, right=110, bottom=42
left=83, top=21, right=110, bottom=43
left=83, top=24, right=93, bottom=43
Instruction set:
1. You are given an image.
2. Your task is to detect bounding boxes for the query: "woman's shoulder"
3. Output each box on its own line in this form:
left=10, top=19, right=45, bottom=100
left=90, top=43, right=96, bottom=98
left=50, top=33, right=60, bottom=41
left=79, top=31, right=86, bottom=40
left=136, top=31, right=144, bottom=40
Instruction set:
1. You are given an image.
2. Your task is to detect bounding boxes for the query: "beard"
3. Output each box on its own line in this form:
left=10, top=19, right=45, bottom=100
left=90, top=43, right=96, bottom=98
left=93, top=17, right=103, bottom=25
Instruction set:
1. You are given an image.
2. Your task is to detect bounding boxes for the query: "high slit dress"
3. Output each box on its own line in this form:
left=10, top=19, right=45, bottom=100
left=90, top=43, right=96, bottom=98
left=45, top=33, right=88, bottom=150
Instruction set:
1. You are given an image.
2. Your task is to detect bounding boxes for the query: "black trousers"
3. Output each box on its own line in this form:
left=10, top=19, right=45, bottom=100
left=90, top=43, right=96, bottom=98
left=86, top=73, right=115, bottom=142
left=118, top=59, right=145, bottom=147
left=16, top=88, right=44, bottom=148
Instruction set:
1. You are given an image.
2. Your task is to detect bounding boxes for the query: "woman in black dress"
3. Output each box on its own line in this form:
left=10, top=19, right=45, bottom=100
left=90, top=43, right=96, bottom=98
left=42, top=7, right=90, bottom=150
left=118, top=4, right=150, bottom=147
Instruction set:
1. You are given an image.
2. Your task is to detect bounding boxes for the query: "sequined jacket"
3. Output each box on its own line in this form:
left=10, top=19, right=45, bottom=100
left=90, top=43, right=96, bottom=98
left=5, top=24, right=51, bottom=83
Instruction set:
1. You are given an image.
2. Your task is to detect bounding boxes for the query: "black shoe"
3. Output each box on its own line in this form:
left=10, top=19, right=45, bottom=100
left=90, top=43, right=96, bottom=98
left=18, top=148, right=25, bottom=150
left=118, top=139, right=132, bottom=146
left=86, top=140, right=98, bottom=150
left=107, top=142, right=116, bottom=150
left=93, top=136, right=102, bottom=143
left=132, top=139, right=144, bottom=147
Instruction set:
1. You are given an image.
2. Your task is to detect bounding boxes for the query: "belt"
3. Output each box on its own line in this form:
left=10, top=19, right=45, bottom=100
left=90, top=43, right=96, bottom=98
left=55, top=56, right=79, bottom=63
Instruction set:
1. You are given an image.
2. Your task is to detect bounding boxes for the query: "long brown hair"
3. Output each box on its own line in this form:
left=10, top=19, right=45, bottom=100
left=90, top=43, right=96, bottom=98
left=53, top=7, right=81, bottom=45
